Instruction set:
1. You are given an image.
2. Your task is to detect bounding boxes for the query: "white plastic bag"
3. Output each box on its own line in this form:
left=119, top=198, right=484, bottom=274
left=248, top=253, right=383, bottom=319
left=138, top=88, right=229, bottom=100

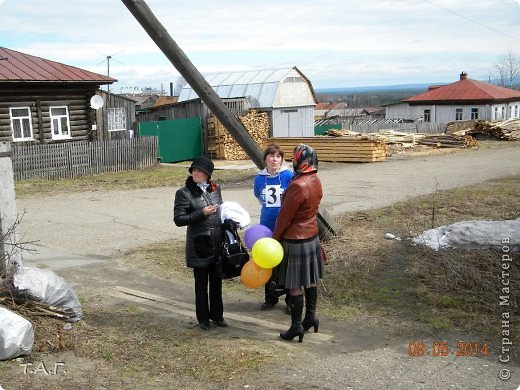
left=0, top=307, right=34, bottom=360
left=12, top=266, right=83, bottom=322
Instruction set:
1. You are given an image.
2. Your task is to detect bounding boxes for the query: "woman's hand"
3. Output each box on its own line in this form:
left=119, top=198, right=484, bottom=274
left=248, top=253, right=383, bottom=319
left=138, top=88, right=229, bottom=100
left=203, top=204, right=219, bottom=216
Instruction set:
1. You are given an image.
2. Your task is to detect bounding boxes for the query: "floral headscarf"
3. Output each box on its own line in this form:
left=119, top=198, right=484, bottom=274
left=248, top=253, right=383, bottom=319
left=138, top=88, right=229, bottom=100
left=292, top=144, right=318, bottom=175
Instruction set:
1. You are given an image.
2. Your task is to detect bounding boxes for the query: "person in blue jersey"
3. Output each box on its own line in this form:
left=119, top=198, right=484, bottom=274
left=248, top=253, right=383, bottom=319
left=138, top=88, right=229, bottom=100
left=253, top=144, right=293, bottom=310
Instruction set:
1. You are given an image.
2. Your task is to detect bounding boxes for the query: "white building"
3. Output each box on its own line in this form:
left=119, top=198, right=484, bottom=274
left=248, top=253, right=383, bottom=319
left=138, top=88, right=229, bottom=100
left=178, top=67, right=317, bottom=137
left=386, top=72, right=520, bottom=123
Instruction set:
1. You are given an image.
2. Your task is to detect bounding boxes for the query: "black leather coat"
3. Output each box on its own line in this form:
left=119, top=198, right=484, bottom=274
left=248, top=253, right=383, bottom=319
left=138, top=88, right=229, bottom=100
left=173, top=177, right=223, bottom=268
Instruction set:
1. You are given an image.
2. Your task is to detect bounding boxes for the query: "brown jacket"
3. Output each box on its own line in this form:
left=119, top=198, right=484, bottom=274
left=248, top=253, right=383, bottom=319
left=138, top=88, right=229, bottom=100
left=272, top=172, right=323, bottom=241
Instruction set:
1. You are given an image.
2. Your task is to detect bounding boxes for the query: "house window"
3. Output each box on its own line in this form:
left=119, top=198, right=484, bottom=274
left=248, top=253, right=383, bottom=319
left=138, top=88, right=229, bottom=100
left=423, top=109, right=431, bottom=122
left=515, top=105, right=519, bottom=118
left=108, top=108, right=127, bottom=131
left=455, top=108, right=463, bottom=121
left=9, top=107, right=34, bottom=141
left=471, top=108, right=479, bottom=120
left=50, top=106, right=71, bottom=139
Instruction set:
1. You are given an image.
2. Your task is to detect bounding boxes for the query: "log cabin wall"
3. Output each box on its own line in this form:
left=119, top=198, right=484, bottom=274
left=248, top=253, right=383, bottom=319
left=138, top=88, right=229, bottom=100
left=0, top=83, right=97, bottom=144
left=94, top=91, right=136, bottom=141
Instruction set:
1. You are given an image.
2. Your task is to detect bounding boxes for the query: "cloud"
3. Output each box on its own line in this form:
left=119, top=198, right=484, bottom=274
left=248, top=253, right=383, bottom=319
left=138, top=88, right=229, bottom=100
left=1, top=0, right=519, bottom=89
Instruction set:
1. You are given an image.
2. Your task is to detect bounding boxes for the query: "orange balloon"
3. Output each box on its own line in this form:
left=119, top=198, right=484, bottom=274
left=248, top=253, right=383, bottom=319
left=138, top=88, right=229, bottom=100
left=240, top=260, right=272, bottom=289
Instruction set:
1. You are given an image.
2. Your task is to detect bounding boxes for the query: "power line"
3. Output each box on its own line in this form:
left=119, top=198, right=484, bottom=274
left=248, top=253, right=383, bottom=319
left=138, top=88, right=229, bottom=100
left=422, top=0, right=520, bottom=43
left=495, top=0, right=520, bottom=13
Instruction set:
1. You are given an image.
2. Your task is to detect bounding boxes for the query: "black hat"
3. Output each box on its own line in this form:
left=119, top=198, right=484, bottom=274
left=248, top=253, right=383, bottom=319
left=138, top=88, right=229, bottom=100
left=189, top=156, right=214, bottom=178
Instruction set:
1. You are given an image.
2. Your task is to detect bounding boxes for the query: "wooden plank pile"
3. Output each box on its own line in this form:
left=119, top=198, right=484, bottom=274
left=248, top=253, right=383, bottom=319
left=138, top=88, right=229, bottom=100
left=327, top=128, right=428, bottom=148
left=266, top=136, right=387, bottom=162
left=417, top=135, right=477, bottom=148
left=207, top=110, right=269, bottom=160
left=329, top=127, right=477, bottom=149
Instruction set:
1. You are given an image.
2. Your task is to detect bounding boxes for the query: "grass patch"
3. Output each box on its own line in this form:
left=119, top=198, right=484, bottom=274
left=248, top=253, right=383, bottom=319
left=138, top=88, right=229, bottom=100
left=321, top=175, right=519, bottom=341
left=15, top=164, right=256, bottom=198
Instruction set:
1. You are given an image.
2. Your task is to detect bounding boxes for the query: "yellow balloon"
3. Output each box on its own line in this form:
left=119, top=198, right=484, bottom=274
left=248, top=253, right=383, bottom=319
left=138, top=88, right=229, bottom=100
left=240, top=260, right=272, bottom=289
left=251, top=237, right=284, bottom=269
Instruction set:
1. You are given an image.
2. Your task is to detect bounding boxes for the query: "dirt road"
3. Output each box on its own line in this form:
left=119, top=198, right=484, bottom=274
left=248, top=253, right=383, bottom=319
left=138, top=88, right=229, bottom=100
left=9, top=142, right=520, bottom=389
left=16, top=143, right=520, bottom=259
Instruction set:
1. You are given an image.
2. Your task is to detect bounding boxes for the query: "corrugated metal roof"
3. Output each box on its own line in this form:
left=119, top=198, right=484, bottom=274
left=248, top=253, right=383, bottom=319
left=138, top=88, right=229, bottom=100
left=178, top=67, right=298, bottom=107
left=0, top=47, right=115, bottom=84
left=404, top=74, right=520, bottom=102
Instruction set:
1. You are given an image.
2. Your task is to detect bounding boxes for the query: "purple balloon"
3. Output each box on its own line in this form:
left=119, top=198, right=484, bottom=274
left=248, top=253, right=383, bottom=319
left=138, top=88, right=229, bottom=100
left=244, top=224, right=273, bottom=250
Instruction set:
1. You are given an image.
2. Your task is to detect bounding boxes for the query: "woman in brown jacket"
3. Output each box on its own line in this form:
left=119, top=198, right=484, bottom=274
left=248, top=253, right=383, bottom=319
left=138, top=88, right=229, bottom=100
left=272, top=144, right=324, bottom=343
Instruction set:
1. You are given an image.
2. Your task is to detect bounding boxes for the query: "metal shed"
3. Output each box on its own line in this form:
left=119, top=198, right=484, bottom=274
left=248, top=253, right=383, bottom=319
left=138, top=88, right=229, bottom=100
left=178, top=66, right=317, bottom=137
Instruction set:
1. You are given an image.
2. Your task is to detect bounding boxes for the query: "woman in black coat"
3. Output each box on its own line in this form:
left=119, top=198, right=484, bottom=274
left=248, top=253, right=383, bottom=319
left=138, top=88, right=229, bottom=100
left=173, top=156, right=227, bottom=330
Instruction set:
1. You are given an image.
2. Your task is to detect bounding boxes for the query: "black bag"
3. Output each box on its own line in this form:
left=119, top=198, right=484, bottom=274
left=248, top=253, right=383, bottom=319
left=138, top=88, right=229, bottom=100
left=216, top=219, right=250, bottom=279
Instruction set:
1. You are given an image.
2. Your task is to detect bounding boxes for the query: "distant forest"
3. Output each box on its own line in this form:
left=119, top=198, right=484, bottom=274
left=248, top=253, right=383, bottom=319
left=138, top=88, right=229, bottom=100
left=315, top=80, right=520, bottom=108
left=315, top=85, right=429, bottom=108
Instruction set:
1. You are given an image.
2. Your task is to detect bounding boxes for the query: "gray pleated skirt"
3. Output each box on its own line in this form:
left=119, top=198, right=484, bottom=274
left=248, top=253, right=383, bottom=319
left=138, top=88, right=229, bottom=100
left=277, top=235, right=324, bottom=289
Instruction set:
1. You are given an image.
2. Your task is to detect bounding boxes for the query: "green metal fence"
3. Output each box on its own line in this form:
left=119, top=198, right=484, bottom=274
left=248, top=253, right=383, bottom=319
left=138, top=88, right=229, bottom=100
left=314, top=124, right=342, bottom=136
left=139, top=118, right=202, bottom=163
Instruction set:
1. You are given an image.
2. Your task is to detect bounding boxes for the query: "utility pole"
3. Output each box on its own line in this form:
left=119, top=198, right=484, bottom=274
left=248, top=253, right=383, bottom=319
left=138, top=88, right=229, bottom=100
left=120, top=0, right=264, bottom=169
left=120, top=0, right=336, bottom=238
left=106, top=55, right=111, bottom=94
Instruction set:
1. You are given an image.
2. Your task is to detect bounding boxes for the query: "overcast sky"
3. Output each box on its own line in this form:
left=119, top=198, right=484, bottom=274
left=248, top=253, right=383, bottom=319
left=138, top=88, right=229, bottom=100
left=1, top=0, right=519, bottom=93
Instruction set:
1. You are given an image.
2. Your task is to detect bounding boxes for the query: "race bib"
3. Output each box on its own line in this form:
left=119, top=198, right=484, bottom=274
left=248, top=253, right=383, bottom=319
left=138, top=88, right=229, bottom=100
left=265, top=184, right=283, bottom=208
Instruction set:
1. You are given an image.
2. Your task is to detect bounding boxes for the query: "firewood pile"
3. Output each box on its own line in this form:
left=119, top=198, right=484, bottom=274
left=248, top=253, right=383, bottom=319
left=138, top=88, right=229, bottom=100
left=445, top=120, right=476, bottom=135
left=207, top=110, right=269, bottom=160
left=466, top=119, right=520, bottom=141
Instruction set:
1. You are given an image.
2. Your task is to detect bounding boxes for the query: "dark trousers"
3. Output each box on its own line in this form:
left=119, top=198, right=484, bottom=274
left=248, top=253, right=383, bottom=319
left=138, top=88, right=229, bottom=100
left=193, top=264, right=223, bottom=324
left=264, top=266, right=288, bottom=304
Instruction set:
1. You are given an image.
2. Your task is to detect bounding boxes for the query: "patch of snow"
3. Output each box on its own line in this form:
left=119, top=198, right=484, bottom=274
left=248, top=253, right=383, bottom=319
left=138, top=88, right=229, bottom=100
left=412, top=218, right=520, bottom=251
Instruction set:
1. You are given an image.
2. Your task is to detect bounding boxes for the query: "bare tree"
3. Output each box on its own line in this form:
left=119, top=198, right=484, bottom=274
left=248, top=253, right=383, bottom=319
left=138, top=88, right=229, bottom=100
left=494, top=50, right=520, bottom=89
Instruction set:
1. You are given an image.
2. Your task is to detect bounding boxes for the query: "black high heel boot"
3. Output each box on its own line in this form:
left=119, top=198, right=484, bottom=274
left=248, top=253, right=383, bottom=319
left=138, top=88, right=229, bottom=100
left=280, top=294, right=304, bottom=343
left=302, top=287, right=319, bottom=333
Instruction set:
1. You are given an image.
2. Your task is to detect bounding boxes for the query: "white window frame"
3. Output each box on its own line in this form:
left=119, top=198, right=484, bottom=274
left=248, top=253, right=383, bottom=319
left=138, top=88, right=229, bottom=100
left=423, top=109, right=431, bottom=122
left=108, top=107, right=127, bottom=131
left=50, top=106, right=71, bottom=140
left=455, top=108, right=463, bottom=121
left=9, top=107, right=34, bottom=142
left=471, top=108, right=479, bottom=120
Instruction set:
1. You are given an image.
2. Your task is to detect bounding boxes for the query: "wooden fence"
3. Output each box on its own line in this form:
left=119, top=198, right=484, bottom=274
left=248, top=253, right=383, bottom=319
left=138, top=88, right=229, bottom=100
left=11, top=137, right=158, bottom=181
left=343, top=121, right=448, bottom=134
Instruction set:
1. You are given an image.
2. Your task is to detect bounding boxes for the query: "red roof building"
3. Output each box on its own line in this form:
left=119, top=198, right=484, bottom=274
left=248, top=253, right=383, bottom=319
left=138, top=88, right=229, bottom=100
left=386, top=72, right=520, bottom=123
left=404, top=72, right=520, bottom=103
left=0, top=47, right=126, bottom=144
left=0, top=47, right=115, bottom=84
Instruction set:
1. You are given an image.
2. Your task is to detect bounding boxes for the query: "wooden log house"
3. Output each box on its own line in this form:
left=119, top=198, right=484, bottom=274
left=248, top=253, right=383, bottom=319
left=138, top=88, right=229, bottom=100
left=0, top=47, right=120, bottom=144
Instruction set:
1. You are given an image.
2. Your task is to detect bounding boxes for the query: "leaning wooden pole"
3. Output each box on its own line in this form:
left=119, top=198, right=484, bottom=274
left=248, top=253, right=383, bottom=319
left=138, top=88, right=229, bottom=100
left=120, top=0, right=264, bottom=169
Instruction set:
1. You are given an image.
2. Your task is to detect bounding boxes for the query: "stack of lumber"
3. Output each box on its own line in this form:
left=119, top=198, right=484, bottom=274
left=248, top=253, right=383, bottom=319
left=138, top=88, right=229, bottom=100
left=417, top=135, right=477, bottom=148
left=327, top=128, right=427, bottom=148
left=467, top=119, right=520, bottom=140
left=266, top=136, right=387, bottom=163
left=207, top=110, right=269, bottom=160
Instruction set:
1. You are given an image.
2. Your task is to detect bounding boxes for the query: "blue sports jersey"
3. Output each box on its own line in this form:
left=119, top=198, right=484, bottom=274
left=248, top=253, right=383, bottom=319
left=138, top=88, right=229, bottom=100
left=253, top=166, right=293, bottom=232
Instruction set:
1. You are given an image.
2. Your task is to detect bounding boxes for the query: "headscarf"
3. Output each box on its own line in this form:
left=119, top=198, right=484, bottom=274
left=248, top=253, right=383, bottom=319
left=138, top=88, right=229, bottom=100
left=292, top=144, right=318, bottom=175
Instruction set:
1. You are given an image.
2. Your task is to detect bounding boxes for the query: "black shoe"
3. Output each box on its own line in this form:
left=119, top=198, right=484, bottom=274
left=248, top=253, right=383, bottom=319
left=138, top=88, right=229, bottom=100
left=212, top=319, right=228, bottom=327
left=261, top=301, right=277, bottom=310
left=199, top=322, right=210, bottom=330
